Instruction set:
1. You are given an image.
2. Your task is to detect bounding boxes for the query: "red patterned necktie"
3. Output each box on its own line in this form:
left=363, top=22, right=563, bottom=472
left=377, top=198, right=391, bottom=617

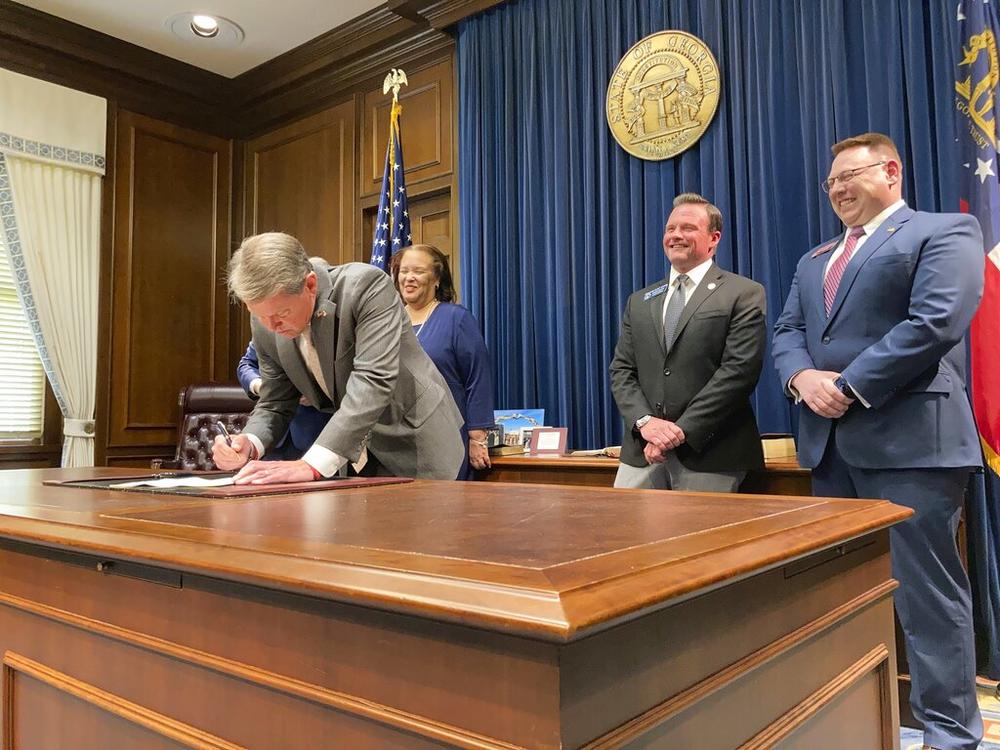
left=824, top=226, right=865, bottom=315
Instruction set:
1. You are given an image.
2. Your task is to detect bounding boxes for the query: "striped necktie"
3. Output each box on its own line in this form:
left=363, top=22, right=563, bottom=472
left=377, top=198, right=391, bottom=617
left=824, top=226, right=865, bottom=315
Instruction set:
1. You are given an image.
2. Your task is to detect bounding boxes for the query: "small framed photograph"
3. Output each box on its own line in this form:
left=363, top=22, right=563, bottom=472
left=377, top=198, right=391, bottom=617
left=521, top=427, right=535, bottom=449
left=528, top=427, right=568, bottom=455
left=484, top=425, right=504, bottom=448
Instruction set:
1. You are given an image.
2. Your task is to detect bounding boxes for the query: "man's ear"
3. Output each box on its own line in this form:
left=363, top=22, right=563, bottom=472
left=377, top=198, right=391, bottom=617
left=885, top=159, right=902, bottom=186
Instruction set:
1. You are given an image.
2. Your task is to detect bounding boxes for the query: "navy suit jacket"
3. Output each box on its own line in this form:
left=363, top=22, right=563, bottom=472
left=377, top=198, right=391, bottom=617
left=237, top=341, right=330, bottom=456
left=772, top=206, right=984, bottom=470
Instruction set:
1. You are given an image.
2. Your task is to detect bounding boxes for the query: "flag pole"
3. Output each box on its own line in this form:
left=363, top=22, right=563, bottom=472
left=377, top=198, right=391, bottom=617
left=369, top=69, right=411, bottom=272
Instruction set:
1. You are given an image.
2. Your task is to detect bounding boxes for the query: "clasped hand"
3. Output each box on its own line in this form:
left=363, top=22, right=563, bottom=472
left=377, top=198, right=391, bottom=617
left=640, top=417, right=685, bottom=465
left=211, top=435, right=315, bottom=485
left=790, top=369, right=854, bottom=418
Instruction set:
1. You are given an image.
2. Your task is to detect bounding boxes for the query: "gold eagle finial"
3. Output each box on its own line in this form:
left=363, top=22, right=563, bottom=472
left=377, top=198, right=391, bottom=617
left=383, top=68, right=409, bottom=102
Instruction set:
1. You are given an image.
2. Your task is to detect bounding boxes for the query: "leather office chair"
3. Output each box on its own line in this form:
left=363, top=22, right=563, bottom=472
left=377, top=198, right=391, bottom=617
left=151, top=383, right=255, bottom=471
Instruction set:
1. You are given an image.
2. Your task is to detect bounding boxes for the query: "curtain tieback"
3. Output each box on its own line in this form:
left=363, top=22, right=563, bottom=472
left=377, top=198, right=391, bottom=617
left=64, top=418, right=95, bottom=438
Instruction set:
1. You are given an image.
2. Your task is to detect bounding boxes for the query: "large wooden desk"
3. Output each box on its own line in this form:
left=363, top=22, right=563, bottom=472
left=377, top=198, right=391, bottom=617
left=0, top=469, right=907, bottom=749
left=483, top=455, right=812, bottom=496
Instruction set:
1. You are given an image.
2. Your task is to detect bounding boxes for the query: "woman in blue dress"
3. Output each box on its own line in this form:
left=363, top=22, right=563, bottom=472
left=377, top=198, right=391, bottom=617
left=391, top=244, right=495, bottom=479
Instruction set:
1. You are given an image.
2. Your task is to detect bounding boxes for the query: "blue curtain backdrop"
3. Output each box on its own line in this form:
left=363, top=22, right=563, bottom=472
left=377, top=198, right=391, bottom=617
left=457, top=0, right=1000, bottom=676
left=457, top=0, right=959, bottom=444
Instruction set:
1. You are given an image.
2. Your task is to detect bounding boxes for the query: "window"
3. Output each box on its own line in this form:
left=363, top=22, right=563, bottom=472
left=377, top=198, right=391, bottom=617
left=0, top=235, right=45, bottom=439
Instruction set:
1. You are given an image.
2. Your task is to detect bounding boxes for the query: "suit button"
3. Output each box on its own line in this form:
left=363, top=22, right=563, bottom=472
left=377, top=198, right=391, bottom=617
left=663, top=369, right=671, bottom=376
left=822, top=336, right=831, bottom=344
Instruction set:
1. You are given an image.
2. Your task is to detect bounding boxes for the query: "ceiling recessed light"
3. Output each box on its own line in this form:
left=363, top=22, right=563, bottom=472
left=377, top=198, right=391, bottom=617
left=190, top=15, right=220, bottom=38
left=166, top=12, right=244, bottom=47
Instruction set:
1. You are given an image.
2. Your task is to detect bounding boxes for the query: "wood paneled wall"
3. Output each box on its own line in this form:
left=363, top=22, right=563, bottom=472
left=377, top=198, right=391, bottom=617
left=240, top=54, right=456, bottom=309
left=360, top=60, right=454, bottom=199
left=102, top=112, right=232, bottom=466
left=243, top=102, right=356, bottom=265
left=356, top=58, right=457, bottom=286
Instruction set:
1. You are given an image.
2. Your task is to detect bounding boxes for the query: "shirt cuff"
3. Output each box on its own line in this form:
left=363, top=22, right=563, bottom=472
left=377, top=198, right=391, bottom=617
left=302, top=444, right=348, bottom=478
left=245, top=434, right=265, bottom=460
left=842, top=378, right=872, bottom=408
left=786, top=371, right=804, bottom=403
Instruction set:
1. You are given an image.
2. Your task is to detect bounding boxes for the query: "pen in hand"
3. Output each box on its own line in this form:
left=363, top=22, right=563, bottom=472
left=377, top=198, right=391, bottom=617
left=216, top=421, right=233, bottom=447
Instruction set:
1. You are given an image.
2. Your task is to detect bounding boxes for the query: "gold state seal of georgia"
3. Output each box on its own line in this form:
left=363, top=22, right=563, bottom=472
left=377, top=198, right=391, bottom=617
left=606, top=30, right=721, bottom=161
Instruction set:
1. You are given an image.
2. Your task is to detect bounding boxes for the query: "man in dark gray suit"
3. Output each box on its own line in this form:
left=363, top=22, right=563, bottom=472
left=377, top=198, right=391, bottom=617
left=610, top=193, right=766, bottom=492
left=213, top=232, right=465, bottom=484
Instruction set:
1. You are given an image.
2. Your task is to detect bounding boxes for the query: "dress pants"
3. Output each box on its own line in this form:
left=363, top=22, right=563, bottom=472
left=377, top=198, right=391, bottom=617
left=812, top=432, right=982, bottom=750
left=614, top=451, right=744, bottom=493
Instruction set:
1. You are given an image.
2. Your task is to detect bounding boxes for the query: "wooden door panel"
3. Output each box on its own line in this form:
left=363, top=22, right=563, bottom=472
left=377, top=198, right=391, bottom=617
left=108, top=111, right=231, bottom=448
left=244, top=101, right=355, bottom=266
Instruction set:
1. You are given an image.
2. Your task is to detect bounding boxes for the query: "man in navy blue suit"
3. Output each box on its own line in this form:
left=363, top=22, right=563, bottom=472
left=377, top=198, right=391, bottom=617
left=773, top=132, right=984, bottom=750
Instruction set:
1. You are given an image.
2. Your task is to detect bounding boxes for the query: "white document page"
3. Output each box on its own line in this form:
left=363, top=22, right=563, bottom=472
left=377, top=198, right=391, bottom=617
left=110, top=476, right=236, bottom=489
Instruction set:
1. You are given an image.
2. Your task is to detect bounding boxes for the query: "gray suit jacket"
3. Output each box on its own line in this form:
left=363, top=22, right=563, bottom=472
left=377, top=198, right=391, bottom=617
left=244, top=262, right=465, bottom=479
left=610, top=263, right=766, bottom=471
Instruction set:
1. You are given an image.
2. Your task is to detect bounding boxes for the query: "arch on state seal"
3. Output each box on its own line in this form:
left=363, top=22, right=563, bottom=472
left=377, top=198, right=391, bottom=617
left=624, top=54, right=703, bottom=142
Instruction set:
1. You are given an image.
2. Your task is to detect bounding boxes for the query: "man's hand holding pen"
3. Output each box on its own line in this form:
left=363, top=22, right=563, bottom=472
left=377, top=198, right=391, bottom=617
left=211, top=432, right=254, bottom=470
left=211, top=421, right=320, bottom=484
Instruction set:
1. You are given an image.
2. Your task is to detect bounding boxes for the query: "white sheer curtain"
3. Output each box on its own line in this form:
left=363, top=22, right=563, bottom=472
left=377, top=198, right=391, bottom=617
left=4, top=159, right=101, bottom=465
left=0, top=69, right=106, bottom=467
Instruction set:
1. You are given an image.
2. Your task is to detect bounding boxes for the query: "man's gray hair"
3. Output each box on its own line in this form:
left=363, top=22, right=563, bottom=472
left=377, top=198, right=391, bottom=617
left=672, top=192, right=723, bottom=234
left=228, top=232, right=314, bottom=303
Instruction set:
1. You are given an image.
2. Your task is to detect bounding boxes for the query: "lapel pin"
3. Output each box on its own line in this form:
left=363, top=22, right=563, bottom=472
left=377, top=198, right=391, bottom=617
left=314, top=310, right=327, bottom=318
left=707, top=282, right=717, bottom=291
left=886, top=227, right=896, bottom=233
left=811, top=240, right=838, bottom=258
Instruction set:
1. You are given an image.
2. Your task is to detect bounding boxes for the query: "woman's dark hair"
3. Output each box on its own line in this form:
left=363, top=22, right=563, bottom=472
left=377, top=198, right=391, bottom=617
left=390, top=244, right=456, bottom=303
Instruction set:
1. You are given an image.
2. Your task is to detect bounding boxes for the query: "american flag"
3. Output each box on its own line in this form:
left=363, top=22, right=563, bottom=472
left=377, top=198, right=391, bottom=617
left=370, top=99, right=411, bottom=272
left=956, top=0, right=1000, bottom=679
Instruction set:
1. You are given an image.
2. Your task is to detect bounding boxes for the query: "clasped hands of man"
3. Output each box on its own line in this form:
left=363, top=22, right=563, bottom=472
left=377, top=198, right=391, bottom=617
left=638, top=418, right=685, bottom=464
left=790, top=369, right=855, bottom=418
left=640, top=368, right=853, bottom=466
left=212, top=434, right=317, bottom=485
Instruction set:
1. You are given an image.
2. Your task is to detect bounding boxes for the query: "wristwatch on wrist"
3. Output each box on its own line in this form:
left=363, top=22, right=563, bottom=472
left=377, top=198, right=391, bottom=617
left=635, top=415, right=653, bottom=430
left=833, top=376, right=856, bottom=399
